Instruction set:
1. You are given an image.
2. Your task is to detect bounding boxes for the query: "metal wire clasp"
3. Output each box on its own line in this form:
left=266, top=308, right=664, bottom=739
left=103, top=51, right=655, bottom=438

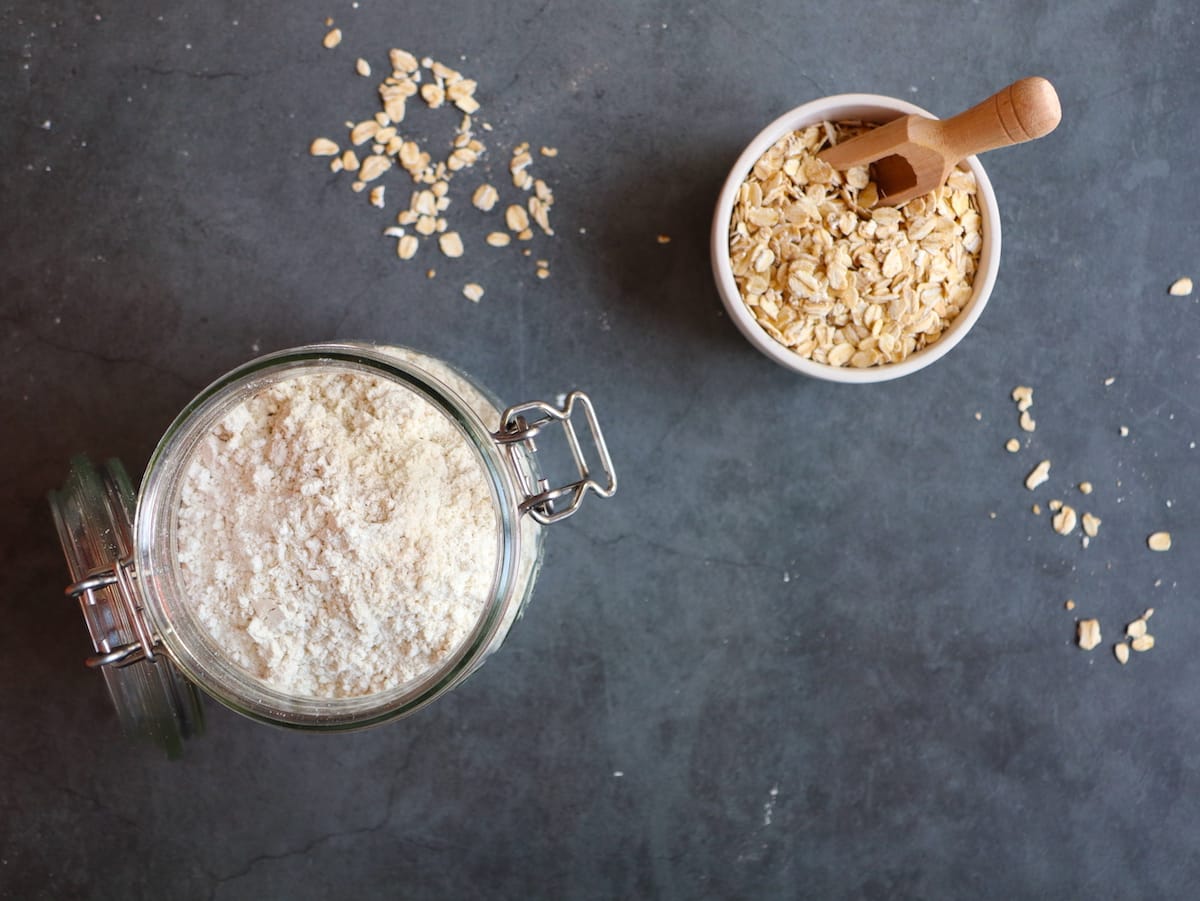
left=65, top=557, right=158, bottom=670
left=493, top=391, right=617, bottom=525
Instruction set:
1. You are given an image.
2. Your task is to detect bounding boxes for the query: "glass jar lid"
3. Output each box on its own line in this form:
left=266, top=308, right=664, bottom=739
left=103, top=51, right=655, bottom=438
left=48, top=456, right=205, bottom=758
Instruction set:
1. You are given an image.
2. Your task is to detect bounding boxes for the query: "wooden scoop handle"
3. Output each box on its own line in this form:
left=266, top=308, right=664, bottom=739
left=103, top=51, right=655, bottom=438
left=937, top=76, right=1062, bottom=161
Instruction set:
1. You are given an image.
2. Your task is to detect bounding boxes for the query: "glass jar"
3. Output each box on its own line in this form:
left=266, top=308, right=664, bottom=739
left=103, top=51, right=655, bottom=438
left=49, top=343, right=616, bottom=756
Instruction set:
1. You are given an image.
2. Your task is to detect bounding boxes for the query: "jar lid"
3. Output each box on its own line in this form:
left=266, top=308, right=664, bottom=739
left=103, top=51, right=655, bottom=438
left=48, top=455, right=204, bottom=758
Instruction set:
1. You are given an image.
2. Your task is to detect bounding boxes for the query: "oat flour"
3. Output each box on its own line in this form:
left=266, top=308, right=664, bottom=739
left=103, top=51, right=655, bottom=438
left=176, top=369, right=498, bottom=698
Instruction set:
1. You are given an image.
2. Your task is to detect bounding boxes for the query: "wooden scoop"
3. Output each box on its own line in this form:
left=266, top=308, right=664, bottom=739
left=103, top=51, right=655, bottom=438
left=817, top=77, right=1062, bottom=206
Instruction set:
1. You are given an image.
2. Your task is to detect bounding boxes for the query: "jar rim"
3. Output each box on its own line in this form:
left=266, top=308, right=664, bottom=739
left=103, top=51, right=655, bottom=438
left=133, top=343, right=528, bottom=730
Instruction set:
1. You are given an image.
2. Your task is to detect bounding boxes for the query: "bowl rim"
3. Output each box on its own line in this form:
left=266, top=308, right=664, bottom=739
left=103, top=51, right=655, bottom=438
left=710, top=93, right=1002, bottom=383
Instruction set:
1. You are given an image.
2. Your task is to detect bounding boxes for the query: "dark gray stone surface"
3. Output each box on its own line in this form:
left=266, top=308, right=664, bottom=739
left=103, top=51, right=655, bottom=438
left=3, top=1, right=1198, bottom=898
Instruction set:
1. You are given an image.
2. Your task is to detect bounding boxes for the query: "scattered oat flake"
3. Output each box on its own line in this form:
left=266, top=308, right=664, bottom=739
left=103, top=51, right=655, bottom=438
left=486, top=232, right=511, bottom=247
left=1019, top=410, right=1036, bottom=432
left=536, top=267, right=550, bottom=280
left=396, top=235, right=419, bottom=260
left=1114, top=642, right=1130, bottom=664
left=1025, top=459, right=1051, bottom=490
left=1079, top=481, right=1093, bottom=495
left=1147, top=531, right=1172, bottom=552
left=1052, top=505, right=1077, bottom=536
left=1011, top=386, right=1033, bottom=412
left=1081, top=513, right=1101, bottom=538
left=310, top=137, right=340, bottom=156
left=427, top=269, right=436, bottom=278
left=359, top=154, right=391, bottom=182
left=1143, top=608, right=1155, bottom=620
left=356, top=58, right=371, bottom=77
left=462, top=283, right=484, bottom=303
left=472, top=184, right=499, bottom=212
left=657, top=234, right=672, bottom=244
left=1032, top=504, right=1042, bottom=515
left=1064, top=599, right=1075, bottom=610
left=369, top=186, right=385, bottom=208
left=1077, top=619, right=1101, bottom=651
left=505, top=205, right=530, bottom=232
left=323, top=28, right=342, bottom=49
left=1131, top=634, right=1155, bottom=652
left=1126, top=619, right=1147, bottom=639
left=438, top=231, right=464, bottom=258
left=1104, top=376, right=1115, bottom=386
left=1119, top=426, right=1129, bottom=437
left=1168, top=277, right=1193, bottom=296
left=350, top=120, right=379, bottom=146
left=390, top=48, right=419, bottom=72
left=540, top=146, right=558, bottom=157
left=420, top=83, right=445, bottom=108
left=1048, top=499, right=1062, bottom=511
left=1005, top=438, right=1020, bottom=453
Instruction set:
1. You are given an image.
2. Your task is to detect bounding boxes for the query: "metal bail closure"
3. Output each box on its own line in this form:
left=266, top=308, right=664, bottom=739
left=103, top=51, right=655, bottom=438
left=48, top=456, right=204, bottom=758
left=492, top=391, right=617, bottom=525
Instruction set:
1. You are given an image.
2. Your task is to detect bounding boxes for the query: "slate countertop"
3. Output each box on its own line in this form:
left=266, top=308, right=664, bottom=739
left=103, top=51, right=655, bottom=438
left=3, top=2, right=1199, bottom=898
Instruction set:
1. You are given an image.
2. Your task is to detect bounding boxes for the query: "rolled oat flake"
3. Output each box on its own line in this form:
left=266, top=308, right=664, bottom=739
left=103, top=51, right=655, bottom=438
left=48, top=342, right=616, bottom=756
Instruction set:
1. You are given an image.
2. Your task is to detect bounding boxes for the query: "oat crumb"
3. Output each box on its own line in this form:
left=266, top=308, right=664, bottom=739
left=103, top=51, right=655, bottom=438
left=323, top=27, right=343, bottom=49
left=1168, top=276, right=1193, bottom=296
left=1052, top=505, right=1077, bottom=536
left=462, top=283, right=484, bottom=303
left=1147, top=531, right=1172, bottom=552
left=1011, top=385, right=1033, bottom=412
left=1077, top=619, right=1101, bottom=651
left=1114, top=642, right=1130, bottom=664
left=657, top=234, right=672, bottom=244
left=1025, top=459, right=1051, bottom=490
left=1005, top=438, right=1020, bottom=453
left=310, top=137, right=340, bottom=156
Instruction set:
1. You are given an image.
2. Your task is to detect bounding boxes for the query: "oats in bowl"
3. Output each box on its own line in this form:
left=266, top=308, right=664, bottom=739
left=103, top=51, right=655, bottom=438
left=710, top=93, right=1001, bottom=383
left=728, top=121, right=982, bottom=369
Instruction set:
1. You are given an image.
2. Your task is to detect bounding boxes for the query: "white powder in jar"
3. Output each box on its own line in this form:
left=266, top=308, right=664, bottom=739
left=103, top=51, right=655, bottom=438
left=175, top=368, right=499, bottom=699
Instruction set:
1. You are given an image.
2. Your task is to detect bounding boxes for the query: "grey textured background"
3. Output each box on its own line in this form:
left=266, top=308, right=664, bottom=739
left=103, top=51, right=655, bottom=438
left=3, top=1, right=1199, bottom=899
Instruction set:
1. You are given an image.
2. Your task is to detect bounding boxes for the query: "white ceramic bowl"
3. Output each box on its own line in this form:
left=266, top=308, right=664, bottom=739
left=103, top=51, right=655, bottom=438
left=711, top=94, right=1002, bottom=383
